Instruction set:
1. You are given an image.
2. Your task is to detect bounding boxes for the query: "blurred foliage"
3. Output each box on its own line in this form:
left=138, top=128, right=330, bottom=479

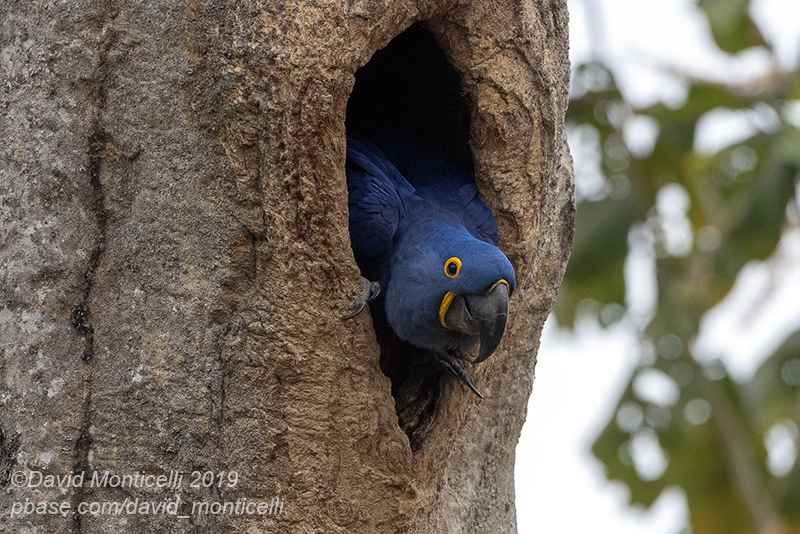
left=698, top=0, right=767, bottom=53
left=557, top=1, right=800, bottom=532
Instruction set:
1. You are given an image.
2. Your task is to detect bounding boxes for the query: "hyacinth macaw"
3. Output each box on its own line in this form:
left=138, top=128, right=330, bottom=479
left=343, top=136, right=516, bottom=397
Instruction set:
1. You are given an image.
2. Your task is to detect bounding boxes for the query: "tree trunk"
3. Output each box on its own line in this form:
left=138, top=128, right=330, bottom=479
left=1, top=0, right=573, bottom=532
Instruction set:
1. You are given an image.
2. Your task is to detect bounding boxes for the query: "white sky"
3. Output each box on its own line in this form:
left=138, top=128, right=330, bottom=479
left=515, top=0, right=800, bottom=532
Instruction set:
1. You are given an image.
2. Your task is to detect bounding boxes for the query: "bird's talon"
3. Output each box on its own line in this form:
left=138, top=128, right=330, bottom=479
left=461, top=373, right=484, bottom=399
left=432, top=351, right=484, bottom=399
left=342, top=277, right=381, bottom=320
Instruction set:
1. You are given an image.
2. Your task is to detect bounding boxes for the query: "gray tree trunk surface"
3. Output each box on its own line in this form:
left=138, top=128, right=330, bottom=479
left=1, top=0, right=573, bottom=532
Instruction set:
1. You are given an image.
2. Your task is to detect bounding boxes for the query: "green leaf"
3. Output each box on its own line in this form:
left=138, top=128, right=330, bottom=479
left=554, top=195, right=635, bottom=325
left=745, top=330, right=800, bottom=526
left=728, top=127, right=800, bottom=261
left=697, top=0, right=768, bottom=54
left=591, top=380, right=667, bottom=507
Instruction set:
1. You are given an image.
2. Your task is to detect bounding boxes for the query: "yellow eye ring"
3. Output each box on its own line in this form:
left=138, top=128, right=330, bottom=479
left=444, top=257, right=461, bottom=278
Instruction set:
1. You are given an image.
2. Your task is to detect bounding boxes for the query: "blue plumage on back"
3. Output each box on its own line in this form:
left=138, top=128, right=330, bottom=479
left=345, top=136, right=515, bottom=397
left=415, top=181, right=499, bottom=246
left=346, top=136, right=415, bottom=259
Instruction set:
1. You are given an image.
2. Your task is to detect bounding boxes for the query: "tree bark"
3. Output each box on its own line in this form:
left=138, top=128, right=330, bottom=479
left=1, top=0, right=573, bottom=532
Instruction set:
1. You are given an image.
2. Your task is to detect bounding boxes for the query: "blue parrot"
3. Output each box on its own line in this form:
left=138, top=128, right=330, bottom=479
left=343, top=136, right=516, bottom=398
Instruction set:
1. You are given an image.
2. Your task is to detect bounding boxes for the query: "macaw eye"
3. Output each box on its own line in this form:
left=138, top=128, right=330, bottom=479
left=444, top=257, right=461, bottom=278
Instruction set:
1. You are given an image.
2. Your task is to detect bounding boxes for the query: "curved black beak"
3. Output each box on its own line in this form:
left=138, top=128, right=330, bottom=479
left=442, top=281, right=509, bottom=364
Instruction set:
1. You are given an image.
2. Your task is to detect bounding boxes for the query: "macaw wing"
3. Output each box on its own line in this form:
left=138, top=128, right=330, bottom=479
left=459, top=183, right=499, bottom=246
left=346, top=136, right=416, bottom=258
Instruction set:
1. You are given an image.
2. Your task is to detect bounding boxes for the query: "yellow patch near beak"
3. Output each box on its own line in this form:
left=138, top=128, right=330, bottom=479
left=439, top=291, right=457, bottom=328
left=487, top=279, right=510, bottom=295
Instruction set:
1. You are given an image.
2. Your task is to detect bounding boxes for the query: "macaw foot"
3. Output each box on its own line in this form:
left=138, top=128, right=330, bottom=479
left=342, top=276, right=381, bottom=320
left=432, top=350, right=484, bottom=399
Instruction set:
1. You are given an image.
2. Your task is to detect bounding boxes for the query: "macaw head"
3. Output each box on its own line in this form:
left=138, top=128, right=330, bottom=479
left=385, top=217, right=516, bottom=363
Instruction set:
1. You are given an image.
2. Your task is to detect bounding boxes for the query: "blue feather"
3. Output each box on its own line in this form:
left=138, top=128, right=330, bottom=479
left=346, top=136, right=414, bottom=259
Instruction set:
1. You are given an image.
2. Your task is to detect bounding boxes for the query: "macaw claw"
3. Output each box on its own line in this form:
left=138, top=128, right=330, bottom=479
left=432, top=350, right=484, bottom=399
left=342, top=277, right=381, bottom=320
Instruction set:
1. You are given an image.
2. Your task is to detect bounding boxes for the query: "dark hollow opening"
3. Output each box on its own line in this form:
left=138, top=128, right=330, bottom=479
left=345, top=23, right=475, bottom=449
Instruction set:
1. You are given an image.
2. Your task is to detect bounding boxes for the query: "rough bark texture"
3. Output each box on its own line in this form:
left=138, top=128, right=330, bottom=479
left=1, top=0, right=573, bottom=532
